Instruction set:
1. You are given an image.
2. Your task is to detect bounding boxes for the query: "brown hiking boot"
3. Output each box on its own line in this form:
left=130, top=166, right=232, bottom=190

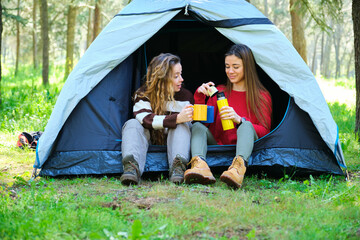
left=120, top=155, right=140, bottom=185
left=169, top=155, right=187, bottom=184
left=184, top=156, right=216, bottom=185
left=220, top=156, right=246, bottom=189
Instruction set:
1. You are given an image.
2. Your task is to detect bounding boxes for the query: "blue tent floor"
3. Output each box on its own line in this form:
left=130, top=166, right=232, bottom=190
left=39, top=146, right=345, bottom=177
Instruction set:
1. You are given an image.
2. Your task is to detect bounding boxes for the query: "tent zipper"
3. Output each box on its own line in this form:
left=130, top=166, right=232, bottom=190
left=184, top=4, right=189, bottom=15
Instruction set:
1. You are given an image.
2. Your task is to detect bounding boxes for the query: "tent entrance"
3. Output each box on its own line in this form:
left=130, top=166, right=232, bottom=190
left=131, top=14, right=289, bottom=130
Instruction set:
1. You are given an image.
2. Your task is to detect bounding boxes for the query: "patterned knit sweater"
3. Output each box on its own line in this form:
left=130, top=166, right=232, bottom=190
left=133, top=86, right=194, bottom=130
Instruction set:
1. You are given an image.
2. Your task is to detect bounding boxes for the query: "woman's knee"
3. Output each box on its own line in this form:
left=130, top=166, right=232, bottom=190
left=122, top=119, right=143, bottom=131
left=122, top=119, right=150, bottom=138
left=237, top=121, right=254, bottom=131
left=168, top=122, right=191, bottom=137
left=176, top=122, right=191, bottom=131
left=237, top=121, right=257, bottom=139
left=192, top=122, right=208, bottom=135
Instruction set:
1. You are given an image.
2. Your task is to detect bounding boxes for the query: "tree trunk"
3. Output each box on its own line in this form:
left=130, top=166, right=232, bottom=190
left=2, top=37, right=6, bottom=65
left=15, top=0, right=21, bottom=76
left=93, top=0, right=101, bottom=41
left=263, top=0, right=269, bottom=17
left=289, top=0, right=307, bottom=64
left=0, top=2, right=3, bottom=106
left=353, top=0, right=360, bottom=139
left=333, top=24, right=342, bottom=79
left=323, top=34, right=332, bottom=78
left=64, top=5, right=77, bottom=80
left=320, top=31, right=324, bottom=73
left=272, top=0, right=279, bottom=25
left=346, top=49, right=354, bottom=79
left=33, top=0, right=38, bottom=69
left=311, top=33, right=320, bottom=74
left=39, top=0, right=49, bottom=85
left=321, top=28, right=332, bottom=78
left=340, top=40, right=348, bottom=75
left=86, top=7, right=92, bottom=49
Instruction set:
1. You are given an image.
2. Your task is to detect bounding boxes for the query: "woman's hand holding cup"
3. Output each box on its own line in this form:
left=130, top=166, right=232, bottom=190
left=176, top=104, right=194, bottom=124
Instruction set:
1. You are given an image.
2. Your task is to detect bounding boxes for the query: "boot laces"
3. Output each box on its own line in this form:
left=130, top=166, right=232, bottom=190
left=229, top=156, right=244, bottom=174
left=171, top=158, right=186, bottom=175
left=129, top=161, right=140, bottom=177
left=124, top=158, right=140, bottom=177
left=187, top=156, right=201, bottom=168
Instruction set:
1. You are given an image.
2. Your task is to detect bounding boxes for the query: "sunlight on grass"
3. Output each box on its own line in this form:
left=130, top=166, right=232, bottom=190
left=316, top=76, right=356, bottom=107
left=2, top=63, right=66, bottom=87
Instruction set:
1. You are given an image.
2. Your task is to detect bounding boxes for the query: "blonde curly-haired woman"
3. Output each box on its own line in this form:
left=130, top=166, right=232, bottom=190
left=121, top=53, right=194, bottom=185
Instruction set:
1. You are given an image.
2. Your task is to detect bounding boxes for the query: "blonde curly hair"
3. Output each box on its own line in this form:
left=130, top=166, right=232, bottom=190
left=137, top=53, right=181, bottom=144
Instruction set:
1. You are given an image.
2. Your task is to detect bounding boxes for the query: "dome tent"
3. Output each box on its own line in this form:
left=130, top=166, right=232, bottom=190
left=34, top=0, right=346, bottom=177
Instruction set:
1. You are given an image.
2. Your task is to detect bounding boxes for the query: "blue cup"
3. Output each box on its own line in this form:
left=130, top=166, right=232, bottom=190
left=201, top=106, right=214, bottom=123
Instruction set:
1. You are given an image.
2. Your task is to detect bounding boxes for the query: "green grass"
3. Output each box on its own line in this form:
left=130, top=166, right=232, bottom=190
left=0, top=64, right=64, bottom=133
left=1, top=175, right=359, bottom=239
left=1, top=65, right=359, bottom=239
left=318, top=75, right=356, bottom=90
left=328, top=102, right=359, bottom=172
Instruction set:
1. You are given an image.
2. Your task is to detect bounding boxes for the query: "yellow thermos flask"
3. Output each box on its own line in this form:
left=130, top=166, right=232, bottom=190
left=217, top=92, right=235, bottom=131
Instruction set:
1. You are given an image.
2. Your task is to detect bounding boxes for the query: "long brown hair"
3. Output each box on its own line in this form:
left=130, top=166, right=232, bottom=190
left=224, top=44, right=271, bottom=130
left=137, top=53, right=181, bottom=144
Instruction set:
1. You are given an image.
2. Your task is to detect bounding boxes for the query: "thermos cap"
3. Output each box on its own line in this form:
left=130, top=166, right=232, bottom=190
left=208, top=86, right=218, bottom=97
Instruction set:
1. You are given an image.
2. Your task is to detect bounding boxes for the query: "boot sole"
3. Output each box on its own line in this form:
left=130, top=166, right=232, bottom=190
left=170, top=176, right=184, bottom=184
left=120, top=175, right=139, bottom=186
left=220, top=174, right=241, bottom=189
left=184, top=172, right=216, bottom=185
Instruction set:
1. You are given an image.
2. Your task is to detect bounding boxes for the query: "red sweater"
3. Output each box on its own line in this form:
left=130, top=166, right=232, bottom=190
left=194, top=85, right=272, bottom=145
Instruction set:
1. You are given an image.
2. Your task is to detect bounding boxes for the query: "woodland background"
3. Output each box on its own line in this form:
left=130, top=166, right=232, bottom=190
left=1, top=0, right=357, bottom=78
left=1, top=1, right=359, bottom=134
left=0, top=0, right=358, bottom=88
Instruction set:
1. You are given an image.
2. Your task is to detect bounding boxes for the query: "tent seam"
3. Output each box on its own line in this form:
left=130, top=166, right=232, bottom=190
left=335, top=126, right=347, bottom=169
left=114, top=7, right=184, bottom=17
left=188, top=9, right=273, bottom=28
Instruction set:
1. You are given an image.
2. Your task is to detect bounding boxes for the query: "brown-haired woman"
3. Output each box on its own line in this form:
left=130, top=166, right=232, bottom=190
left=121, top=53, right=194, bottom=185
left=185, top=44, right=272, bottom=189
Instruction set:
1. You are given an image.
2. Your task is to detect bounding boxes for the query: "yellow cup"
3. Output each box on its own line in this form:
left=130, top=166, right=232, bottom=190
left=193, top=104, right=208, bottom=121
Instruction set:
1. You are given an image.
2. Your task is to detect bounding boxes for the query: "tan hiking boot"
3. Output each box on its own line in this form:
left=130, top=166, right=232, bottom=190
left=220, top=156, right=246, bottom=189
left=184, top=156, right=216, bottom=185
left=120, top=155, right=140, bottom=185
left=169, top=155, right=187, bottom=184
